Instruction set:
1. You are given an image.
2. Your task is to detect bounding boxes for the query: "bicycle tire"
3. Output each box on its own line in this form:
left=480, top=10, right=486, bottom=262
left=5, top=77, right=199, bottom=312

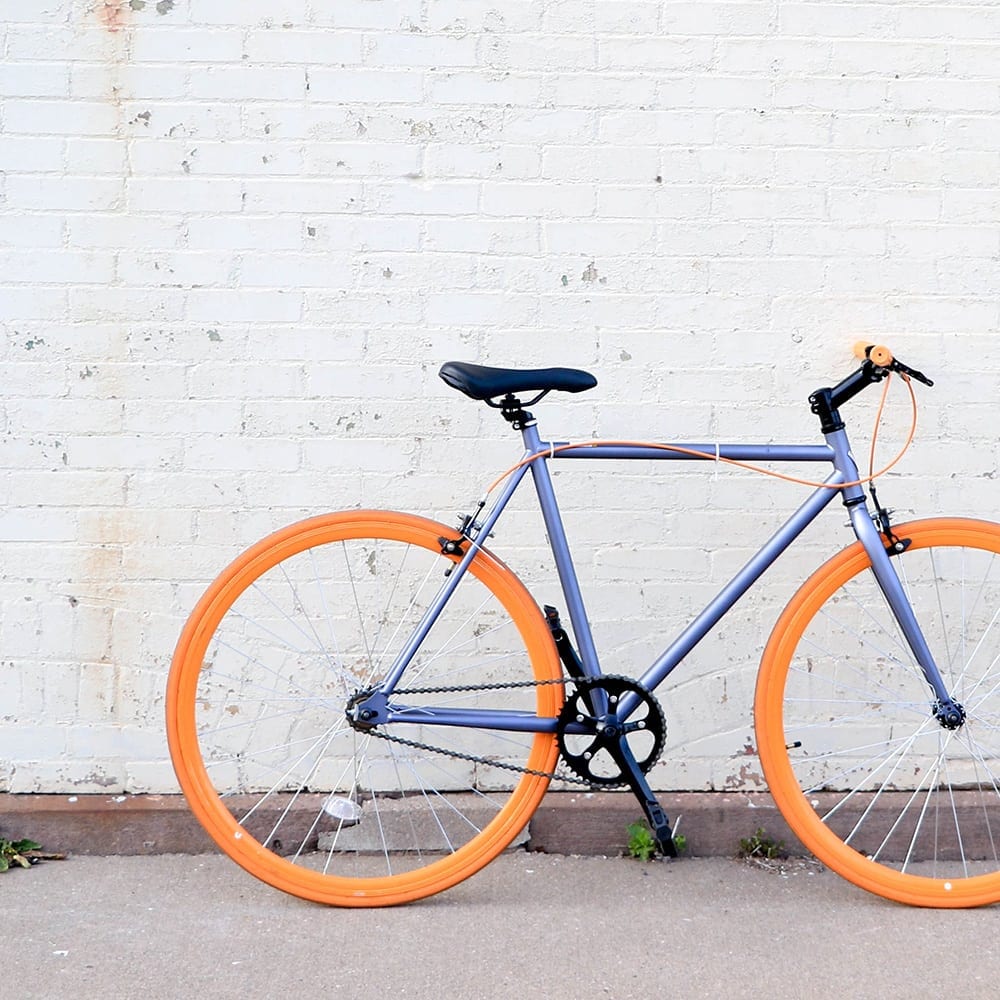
left=756, top=517, right=1000, bottom=907
left=167, top=510, right=562, bottom=907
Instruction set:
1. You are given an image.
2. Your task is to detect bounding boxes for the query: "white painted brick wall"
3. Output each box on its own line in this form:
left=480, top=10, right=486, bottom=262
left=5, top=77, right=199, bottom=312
left=2, top=0, right=999, bottom=794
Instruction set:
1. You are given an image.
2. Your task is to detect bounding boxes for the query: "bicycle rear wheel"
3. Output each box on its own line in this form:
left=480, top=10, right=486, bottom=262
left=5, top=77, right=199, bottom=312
left=757, top=518, right=1000, bottom=907
left=167, top=511, right=562, bottom=907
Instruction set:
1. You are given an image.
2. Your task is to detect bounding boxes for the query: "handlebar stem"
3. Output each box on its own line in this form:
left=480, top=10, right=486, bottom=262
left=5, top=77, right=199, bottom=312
left=808, top=361, right=887, bottom=434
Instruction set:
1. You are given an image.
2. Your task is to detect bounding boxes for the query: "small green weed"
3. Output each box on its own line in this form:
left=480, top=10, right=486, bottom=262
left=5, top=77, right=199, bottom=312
left=626, top=821, right=687, bottom=861
left=737, top=827, right=786, bottom=861
left=626, top=821, right=657, bottom=861
left=0, top=838, right=43, bottom=872
left=0, top=836, right=63, bottom=872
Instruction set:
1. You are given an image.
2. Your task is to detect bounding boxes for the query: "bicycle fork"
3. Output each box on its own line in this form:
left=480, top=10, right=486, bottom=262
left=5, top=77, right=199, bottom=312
left=848, top=500, right=966, bottom=728
left=833, top=427, right=966, bottom=730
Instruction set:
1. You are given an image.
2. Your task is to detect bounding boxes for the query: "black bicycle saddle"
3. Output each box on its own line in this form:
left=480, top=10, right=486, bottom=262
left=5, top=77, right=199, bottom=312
left=439, top=362, right=597, bottom=401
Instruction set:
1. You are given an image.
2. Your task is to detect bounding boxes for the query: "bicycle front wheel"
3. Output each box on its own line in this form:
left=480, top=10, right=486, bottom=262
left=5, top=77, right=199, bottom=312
left=167, top=511, right=562, bottom=907
left=757, top=518, right=1000, bottom=907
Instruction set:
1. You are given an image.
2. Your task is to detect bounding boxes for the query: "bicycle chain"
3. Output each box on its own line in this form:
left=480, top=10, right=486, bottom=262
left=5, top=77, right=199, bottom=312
left=363, top=675, right=635, bottom=787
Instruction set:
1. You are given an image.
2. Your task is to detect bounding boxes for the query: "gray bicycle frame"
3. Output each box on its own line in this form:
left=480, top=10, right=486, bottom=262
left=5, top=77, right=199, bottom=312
left=377, top=418, right=950, bottom=733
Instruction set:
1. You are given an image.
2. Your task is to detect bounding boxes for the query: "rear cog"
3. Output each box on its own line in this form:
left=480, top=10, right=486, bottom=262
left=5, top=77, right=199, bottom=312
left=556, top=676, right=666, bottom=786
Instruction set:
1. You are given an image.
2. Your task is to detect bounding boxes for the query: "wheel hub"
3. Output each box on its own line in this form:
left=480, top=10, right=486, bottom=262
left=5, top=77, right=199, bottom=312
left=933, top=697, right=966, bottom=731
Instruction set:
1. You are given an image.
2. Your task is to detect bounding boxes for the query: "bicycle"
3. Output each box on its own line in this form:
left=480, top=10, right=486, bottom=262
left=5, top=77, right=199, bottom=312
left=166, top=343, right=1000, bottom=908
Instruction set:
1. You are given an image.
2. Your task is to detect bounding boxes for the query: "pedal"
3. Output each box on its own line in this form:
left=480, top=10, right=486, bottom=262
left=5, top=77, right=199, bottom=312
left=643, top=797, right=678, bottom=858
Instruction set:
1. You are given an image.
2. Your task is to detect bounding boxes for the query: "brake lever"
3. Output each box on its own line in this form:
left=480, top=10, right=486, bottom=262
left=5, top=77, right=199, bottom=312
left=891, top=359, right=934, bottom=387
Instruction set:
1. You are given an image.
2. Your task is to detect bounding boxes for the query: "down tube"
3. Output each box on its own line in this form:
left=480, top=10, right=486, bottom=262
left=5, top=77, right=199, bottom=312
left=638, top=477, right=843, bottom=694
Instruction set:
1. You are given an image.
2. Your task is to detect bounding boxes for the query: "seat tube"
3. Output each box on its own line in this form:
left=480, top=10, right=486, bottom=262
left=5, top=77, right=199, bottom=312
left=828, top=428, right=953, bottom=703
left=520, top=423, right=602, bottom=675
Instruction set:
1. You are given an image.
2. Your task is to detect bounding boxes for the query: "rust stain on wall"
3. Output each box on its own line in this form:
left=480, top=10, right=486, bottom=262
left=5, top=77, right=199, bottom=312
left=96, top=1, right=131, bottom=32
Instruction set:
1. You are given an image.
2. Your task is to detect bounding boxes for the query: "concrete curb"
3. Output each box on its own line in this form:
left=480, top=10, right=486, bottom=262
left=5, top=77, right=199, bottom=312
left=0, top=791, right=803, bottom=858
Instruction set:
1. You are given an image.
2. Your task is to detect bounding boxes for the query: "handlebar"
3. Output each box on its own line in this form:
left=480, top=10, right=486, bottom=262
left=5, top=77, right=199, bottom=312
left=852, top=342, right=933, bottom=387
left=810, top=343, right=933, bottom=434
left=853, top=341, right=893, bottom=367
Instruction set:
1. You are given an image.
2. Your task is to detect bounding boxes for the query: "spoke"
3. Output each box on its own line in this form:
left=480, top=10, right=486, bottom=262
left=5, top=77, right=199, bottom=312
left=892, top=741, right=948, bottom=874
left=202, top=658, right=340, bottom=708
left=840, top=574, right=914, bottom=665
left=795, top=730, right=928, bottom=790
left=236, top=720, right=344, bottom=825
left=369, top=546, right=440, bottom=678
left=928, top=548, right=955, bottom=678
left=342, top=540, right=374, bottom=673
left=967, top=659, right=1000, bottom=716
left=818, top=714, right=937, bottom=827
left=244, top=576, right=330, bottom=659
left=955, top=631, right=1000, bottom=708
left=406, top=593, right=504, bottom=685
left=938, top=751, right=968, bottom=878
left=260, top=722, right=347, bottom=850
left=204, top=726, right=348, bottom=770
left=308, top=544, right=343, bottom=671
left=799, top=626, right=926, bottom=707
left=959, top=727, right=1000, bottom=864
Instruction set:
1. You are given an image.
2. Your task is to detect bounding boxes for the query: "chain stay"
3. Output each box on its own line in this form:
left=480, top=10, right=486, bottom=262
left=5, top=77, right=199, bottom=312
left=365, top=675, right=649, bottom=787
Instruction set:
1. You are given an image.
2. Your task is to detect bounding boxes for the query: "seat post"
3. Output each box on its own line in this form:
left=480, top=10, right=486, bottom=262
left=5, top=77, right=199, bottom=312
left=498, top=393, right=536, bottom=430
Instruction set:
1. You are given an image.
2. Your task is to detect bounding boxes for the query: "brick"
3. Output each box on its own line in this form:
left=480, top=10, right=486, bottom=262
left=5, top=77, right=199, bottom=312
left=2, top=99, right=119, bottom=136
left=0, top=250, right=115, bottom=284
left=187, top=0, right=312, bottom=26
left=184, top=215, right=302, bottom=250
left=242, top=178, right=363, bottom=214
left=238, top=251, right=354, bottom=288
left=308, top=68, right=425, bottom=103
left=0, top=60, right=71, bottom=97
left=243, top=28, right=363, bottom=65
left=505, top=34, right=597, bottom=72
left=116, top=250, right=238, bottom=288
left=367, top=180, right=481, bottom=216
left=68, top=286, right=187, bottom=323
left=367, top=31, right=479, bottom=68
left=0, top=212, right=65, bottom=247
left=302, top=141, right=422, bottom=177
left=6, top=175, right=123, bottom=211
left=187, top=65, right=307, bottom=101
left=186, top=361, right=304, bottom=398
left=598, top=37, right=714, bottom=72
left=0, top=510, right=78, bottom=542
left=120, top=101, right=243, bottom=140
left=424, top=143, right=540, bottom=180
left=125, top=176, right=245, bottom=214
left=131, top=27, right=244, bottom=63
left=185, top=288, right=304, bottom=323
left=430, top=71, right=543, bottom=106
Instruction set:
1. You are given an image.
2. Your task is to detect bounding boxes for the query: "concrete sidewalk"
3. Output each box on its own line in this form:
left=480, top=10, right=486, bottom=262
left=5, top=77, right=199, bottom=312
left=4, top=852, right=999, bottom=1000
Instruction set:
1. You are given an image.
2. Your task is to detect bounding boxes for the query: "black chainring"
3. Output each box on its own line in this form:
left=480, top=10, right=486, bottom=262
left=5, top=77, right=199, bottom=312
left=556, top=675, right=666, bottom=786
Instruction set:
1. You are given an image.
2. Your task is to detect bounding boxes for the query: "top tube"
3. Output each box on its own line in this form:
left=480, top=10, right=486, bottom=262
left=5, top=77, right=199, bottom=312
left=539, top=442, right=835, bottom=464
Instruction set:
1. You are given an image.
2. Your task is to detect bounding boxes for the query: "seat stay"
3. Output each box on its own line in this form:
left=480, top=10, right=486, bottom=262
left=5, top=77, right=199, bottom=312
left=376, top=459, right=535, bottom=695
